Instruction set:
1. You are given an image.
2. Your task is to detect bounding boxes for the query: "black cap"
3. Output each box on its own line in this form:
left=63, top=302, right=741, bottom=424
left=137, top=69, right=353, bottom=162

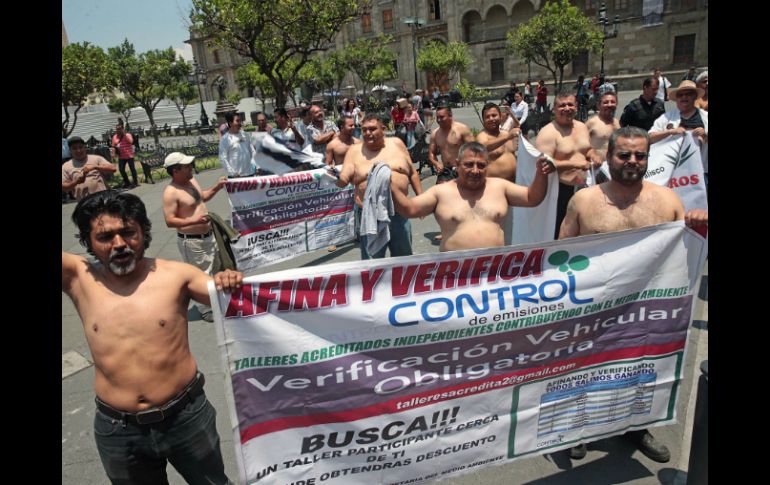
left=68, top=136, right=85, bottom=146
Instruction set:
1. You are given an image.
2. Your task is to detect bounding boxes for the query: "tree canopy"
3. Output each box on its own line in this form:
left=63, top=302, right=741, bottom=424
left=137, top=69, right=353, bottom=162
left=507, top=0, right=602, bottom=93
left=345, top=34, right=397, bottom=103
left=62, top=42, right=111, bottom=137
left=190, top=0, right=369, bottom=108
left=416, top=41, right=472, bottom=89
left=107, top=40, right=189, bottom=144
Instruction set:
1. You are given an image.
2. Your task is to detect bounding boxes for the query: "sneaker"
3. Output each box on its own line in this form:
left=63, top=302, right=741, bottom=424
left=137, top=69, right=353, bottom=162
left=200, top=311, right=214, bottom=323
left=568, top=443, right=587, bottom=460
left=625, top=430, right=670, bottom=463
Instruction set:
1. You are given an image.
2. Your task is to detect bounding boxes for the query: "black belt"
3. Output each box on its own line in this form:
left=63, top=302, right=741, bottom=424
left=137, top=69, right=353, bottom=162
left=96, top=371, right=205, bottom=425
left=177, top=231, right=212, bottom=239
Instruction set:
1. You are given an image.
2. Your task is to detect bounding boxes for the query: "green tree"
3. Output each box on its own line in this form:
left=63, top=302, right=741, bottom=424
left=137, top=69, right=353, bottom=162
left=455, top=79, right=491, bottom=124
left=235, top=62, right=275, bottom=112
left=107, top=97, right=138, bottom=126
left=61, top=42, right=111, bottom=137
left=166, top=72, right=198, bottom=129
left=506, top=0, right=602, bottom=94
left=344, top=34, right=397, bottom=105
left=107, top=40, right=189, bottom=144
left=416, top=41, right=472, bottom=90
left=190, top=0, right=368, bottom=109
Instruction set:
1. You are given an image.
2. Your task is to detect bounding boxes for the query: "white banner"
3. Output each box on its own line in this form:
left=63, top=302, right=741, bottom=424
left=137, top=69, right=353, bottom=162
left=210, top=223, right=707, bottom=484
left=226, top=169, right=355, bottom=272
left=511, top=135, right=559, bottom=245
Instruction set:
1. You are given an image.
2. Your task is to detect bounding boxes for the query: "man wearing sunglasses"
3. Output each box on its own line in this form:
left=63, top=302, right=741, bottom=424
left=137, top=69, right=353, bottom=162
left=391, top=141, right=553, bottom=252
left=560, top=127, right=686, bottom=464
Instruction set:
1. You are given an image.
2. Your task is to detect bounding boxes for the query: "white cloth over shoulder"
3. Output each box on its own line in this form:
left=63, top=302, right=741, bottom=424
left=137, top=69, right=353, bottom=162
left=361, top=162, right=393, bottom=256
left=250, top=132, right=324, bottom=175
left=511, top=134, right=560, bottom=245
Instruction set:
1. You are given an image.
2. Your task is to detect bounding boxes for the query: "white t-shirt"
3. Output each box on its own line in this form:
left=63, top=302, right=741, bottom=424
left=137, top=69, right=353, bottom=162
left=656, top=75, right=671, bottom=101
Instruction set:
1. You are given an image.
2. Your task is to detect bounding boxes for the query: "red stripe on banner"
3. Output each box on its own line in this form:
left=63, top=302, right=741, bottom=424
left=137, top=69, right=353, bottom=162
left=239, top=340, right=685, bottom=444
left=239, top=206, right=352, bottom=236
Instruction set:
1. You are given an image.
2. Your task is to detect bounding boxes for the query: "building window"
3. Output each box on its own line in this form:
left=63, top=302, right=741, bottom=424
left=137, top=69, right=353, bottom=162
left=614, top=0, right=629, bottom=9
left=572, top=51, right=589, bottom=76
left=213, top=49, right=220, bottom=64
left=383, top=9, right=393, bottom=30
left=491, top=58, right=505, bottom=82
left=362, top=14, right=372, bottom=33
left=429, top=0, right=442, bottom=20
left=642, top=0, right=664, bottom=26
left=462, top=11, right=482, bottom=43
left=585, top=0, right=599, bottom=14
left=672, top=34, right=696, bottom=65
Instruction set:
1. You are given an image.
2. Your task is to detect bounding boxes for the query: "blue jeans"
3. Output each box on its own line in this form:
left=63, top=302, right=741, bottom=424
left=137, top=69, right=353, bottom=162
left=119, top=158, right=139, bottom=186
left=360, top=213, right=412, bottom=259
left=94, top=391, right=231, bottom=485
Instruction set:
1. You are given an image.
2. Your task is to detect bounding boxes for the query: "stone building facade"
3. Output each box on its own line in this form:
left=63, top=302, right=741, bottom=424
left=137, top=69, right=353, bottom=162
left=187, top=0, right=708, bottom=100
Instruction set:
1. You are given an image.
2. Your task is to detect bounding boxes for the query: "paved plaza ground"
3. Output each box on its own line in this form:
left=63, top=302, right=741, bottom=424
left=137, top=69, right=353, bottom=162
left=62, top=98, right=706, bottom=485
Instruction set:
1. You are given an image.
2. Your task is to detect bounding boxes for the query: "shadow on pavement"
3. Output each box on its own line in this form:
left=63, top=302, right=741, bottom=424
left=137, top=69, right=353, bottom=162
left=525, top=437, right=656, bottom=484
left=299, top=242, right=357, bottom=267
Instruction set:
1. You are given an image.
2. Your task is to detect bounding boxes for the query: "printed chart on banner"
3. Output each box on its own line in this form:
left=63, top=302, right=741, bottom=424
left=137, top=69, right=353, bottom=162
left=537, top=372, right=656, bottom=437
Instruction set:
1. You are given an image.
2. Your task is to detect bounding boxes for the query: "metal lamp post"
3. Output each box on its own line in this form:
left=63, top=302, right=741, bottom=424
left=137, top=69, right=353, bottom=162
left=403, top=17, right=426, bottom=92
left=598, top=3, right=619, bottom=81
left=191, top=60, right=210, bottom=126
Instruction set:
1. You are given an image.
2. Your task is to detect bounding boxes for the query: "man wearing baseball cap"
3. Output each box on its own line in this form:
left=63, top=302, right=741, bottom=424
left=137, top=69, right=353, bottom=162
left=649, top=79, right=708, bottom=183
left=161, top=152, right=227, bottom=322
left=61, top=136, right=117, bottom=201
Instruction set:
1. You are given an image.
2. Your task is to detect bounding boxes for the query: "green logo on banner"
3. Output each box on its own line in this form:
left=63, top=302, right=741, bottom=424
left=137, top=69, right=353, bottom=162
left=548, top=251, right=589, bottom=274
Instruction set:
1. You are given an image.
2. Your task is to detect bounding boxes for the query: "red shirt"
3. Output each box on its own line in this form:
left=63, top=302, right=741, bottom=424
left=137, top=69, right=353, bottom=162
left=391, top=107, right=405, bottom=125
left=112, top=133, right=135, bottom=159
left=536, top=86, right=548, bottom=104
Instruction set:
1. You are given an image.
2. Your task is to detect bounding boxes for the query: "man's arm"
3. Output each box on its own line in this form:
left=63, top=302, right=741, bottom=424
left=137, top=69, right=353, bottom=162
left=290, top=122, right=305, bottom=146
left=391, top=181, right=438, bottom=218
left=162, top=187, right=208, bottom=229
left=428, top=130, right=443, bottom=173
left=394, top=138, right=423, bottom=196
left=334, top=145, right=357, bottom=188
left=62, top=251, right=82, bottom=292
left=200, top=176, right=227, bottom=202
left=61, top=169, right=85, bottom=192
left=478, top=129, right=518, bottom=153
left=313, top=129, right=336, bottom=147
left=324, top=141, right=335, bottom=167
left=536, top=126, right=587, bottom=171
left=649, top=115, right=686, bottom=144
left=93, top=158, right=117, bottom=175
left=185, top=263, right=244, bottom=307
left=461, top=125, right=476, bottom=144
left=519, top=102, right=529, bottom=126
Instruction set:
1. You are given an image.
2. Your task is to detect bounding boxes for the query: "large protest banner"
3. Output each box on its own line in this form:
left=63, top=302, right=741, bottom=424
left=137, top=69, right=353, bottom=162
left=226, top=169, right=355, bottom=272
left=210, top=223, right=707, bottom=484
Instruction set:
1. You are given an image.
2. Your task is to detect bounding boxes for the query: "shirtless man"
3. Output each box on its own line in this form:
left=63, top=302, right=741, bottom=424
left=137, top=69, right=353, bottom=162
left=536, top=91, right=602, bottom=239
left=324, top=116, right=361, bottom=252
left=558, top=126, right=683, bottom=463
left=162, top=152, right=227, bottom=322
left=334, top=114, right=423, bottom=259
left=428, top=105, right=475, bottom=183
left=62, top=191, right=242, bottom=484
left=585, top=91, right=621, bottom=163
left=392, top=141, right=552, bottom=251
left=325, top=115, right=361, bottom=168
left=475, top=102, right=519, bottom=181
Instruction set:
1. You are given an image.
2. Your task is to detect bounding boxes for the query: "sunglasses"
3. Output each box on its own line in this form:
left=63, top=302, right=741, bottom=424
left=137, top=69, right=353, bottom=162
left=615, top=151, right=648, bottom=161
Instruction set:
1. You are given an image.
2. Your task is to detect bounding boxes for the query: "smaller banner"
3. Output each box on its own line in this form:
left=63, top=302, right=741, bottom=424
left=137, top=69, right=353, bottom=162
left=226, top=169, right=355, bottom=272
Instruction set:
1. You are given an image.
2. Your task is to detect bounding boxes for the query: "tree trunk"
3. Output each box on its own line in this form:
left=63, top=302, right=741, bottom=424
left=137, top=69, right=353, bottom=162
left=145, top=109, right=160, bottom=146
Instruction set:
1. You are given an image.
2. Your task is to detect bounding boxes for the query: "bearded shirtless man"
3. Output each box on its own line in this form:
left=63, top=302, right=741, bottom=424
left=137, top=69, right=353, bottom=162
left=334, top=114, right=423, bottom=258
left=392, top=142, right=553, bottom=251
left=325, top=115, right=361, bottom=168
left=62, top=191, right=242, bottom=484
left=428, top=105, right=475, bottom=183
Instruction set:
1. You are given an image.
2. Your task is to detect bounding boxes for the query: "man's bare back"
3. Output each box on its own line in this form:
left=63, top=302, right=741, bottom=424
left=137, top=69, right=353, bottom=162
left=560, top=180, right=684, bottom=237
left=586, top=115, right=621, bottom=161
left=536, top=120, right=594, bottom=186
left=62, top=253, right=207, bottom=412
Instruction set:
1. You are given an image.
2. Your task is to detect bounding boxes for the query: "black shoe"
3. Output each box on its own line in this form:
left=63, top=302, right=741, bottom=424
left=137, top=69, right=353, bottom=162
left=568, top=443, right=587, bottom=460
left=625, top=430, right=670, bottom=463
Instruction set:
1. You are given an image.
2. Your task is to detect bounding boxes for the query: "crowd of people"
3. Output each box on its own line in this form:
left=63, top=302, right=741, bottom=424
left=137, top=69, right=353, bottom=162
left=62, top=66, right=708, bottom=484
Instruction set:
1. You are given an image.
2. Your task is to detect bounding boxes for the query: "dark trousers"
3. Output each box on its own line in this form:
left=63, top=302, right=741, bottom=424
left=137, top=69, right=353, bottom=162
left=119, top=158, right=139, bottom=186
left=554, top=182, right=575, bottom=239
left=93, top=391, right=231, bottom=485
